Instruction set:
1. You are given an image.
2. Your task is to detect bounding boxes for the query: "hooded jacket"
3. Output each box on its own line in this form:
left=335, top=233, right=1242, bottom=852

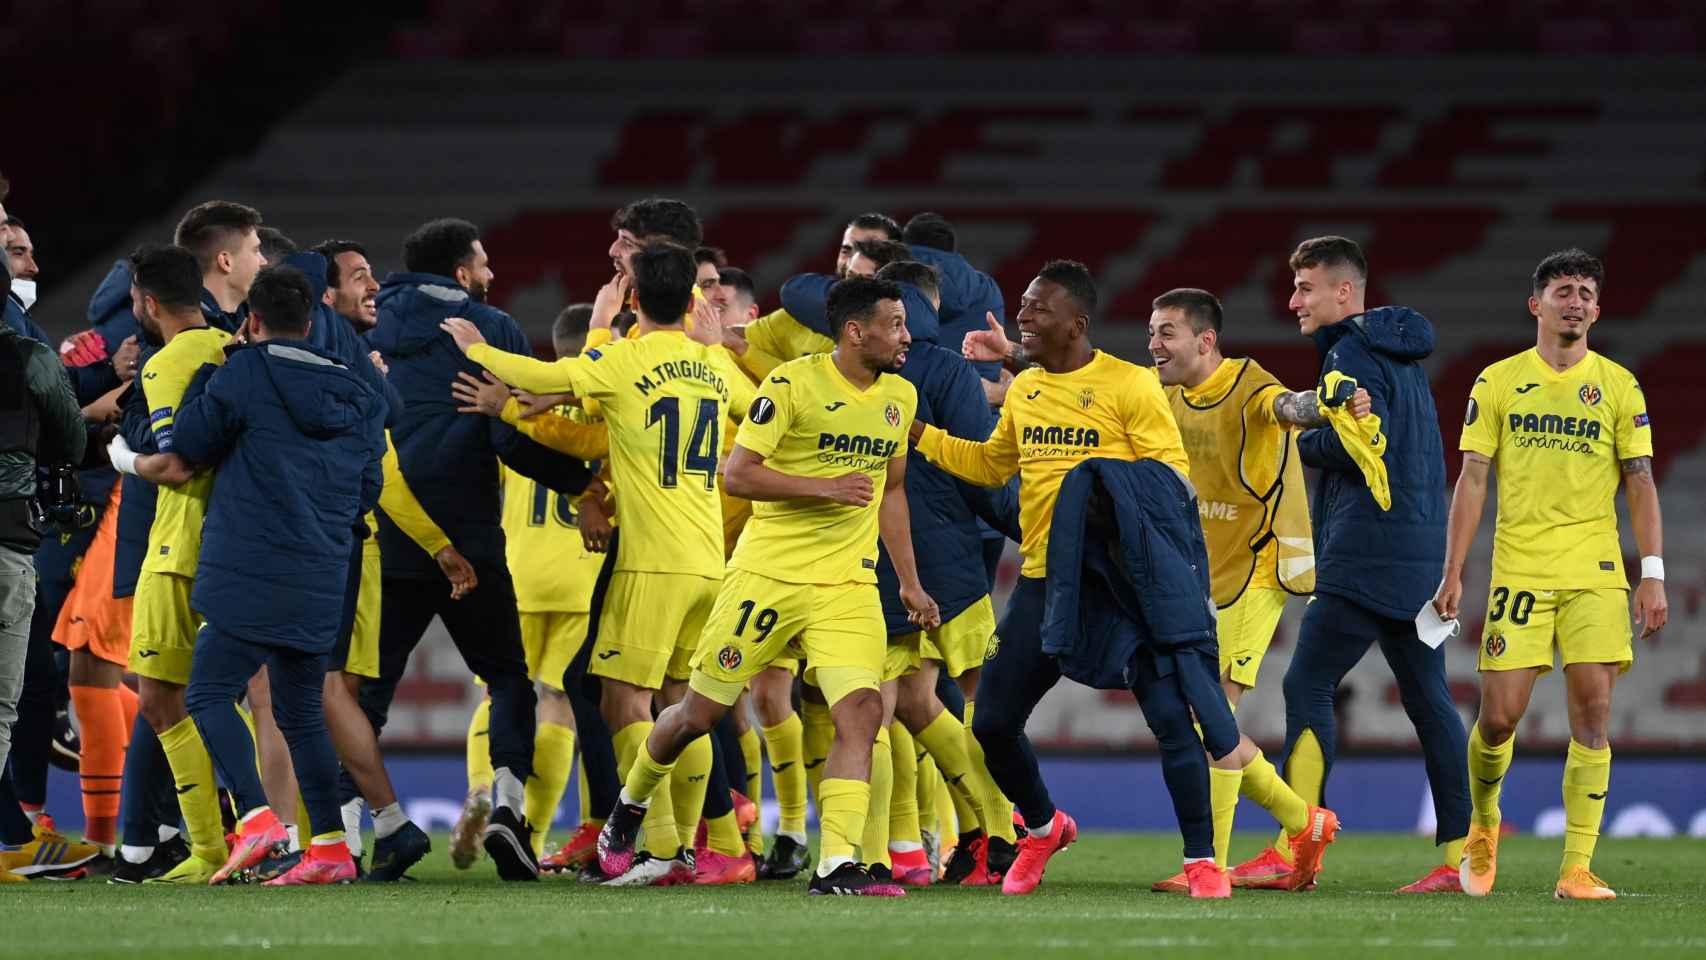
left=1297, top=306, right=1446, bottom=620
left=906, top=244, right=1005, bottom=382
left=172, top=339, right=383, bottom=652
left=368, top=272, right=590, bottom=577
left=286, top=251, right=401, bottom=430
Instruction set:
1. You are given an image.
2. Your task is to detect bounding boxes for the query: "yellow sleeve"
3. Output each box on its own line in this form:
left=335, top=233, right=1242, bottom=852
left=1615, top=369, right=1653, bottom=460
left=466, top=341, right=618, bottom=398
left=738, top=309, right=822, bottom=381
left=1248, top=382, right=1285, bottom=430
left=586, top=328, right=614, bottom=350
left=732, top=372, right=797, bottom=459
left=378, top=432, right=451, bottom=556
left=1124, top=369, right=1192, bottom=476
left=1458, top=368, right=1500, bottom=458
left=500, top=399, right=610, bottom=459
left=710, top=346, right=757, bottom=421
left=916, top=402, right=1018, bottom=486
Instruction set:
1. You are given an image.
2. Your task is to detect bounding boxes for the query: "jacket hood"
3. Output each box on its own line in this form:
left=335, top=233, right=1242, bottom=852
left=283, top=252, right=331, bottom=303
left=86, top=260, right=143, bottom=344
left=252, top=339, right=377, bottom=440
left=1316, top=305, right=1434, bottom=360
left=371, top=272, right=481, bottom=357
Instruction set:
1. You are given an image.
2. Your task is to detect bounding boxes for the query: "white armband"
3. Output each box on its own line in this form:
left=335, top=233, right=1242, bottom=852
left=1641, top=556, right=1664, bottom=581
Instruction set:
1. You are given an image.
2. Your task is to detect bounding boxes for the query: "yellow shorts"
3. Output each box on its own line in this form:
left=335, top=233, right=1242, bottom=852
left=589, top=571, right=718, bottom=688
left=689, top=569, right=884, bottom=708
left=1216, top=587, right=1288, bottom=689
left=1479, top=585, right=1632, bottom=674
left=344, top=544, right=382, bottom=680
left=906, top=595, right=996, bottom=679
left=129, top=571, right=200, bottom=684
left=883, top=634, right=921, bottom=682
left=522, top=610, right=590, bottom=692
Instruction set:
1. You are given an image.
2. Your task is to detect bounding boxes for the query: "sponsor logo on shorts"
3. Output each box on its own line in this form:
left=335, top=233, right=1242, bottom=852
left=984, top=632, right=1000, bottom=662
left=1600, top=561, right=1617, bottom=571
left=1235, top=656, right=1252, bottom=667
left=717, top=644, right=743, bottom=671
left=1578, top=383, right=1602, bottom=406
left=1484, top=633, right=1506, bottom=658
left=597, top=649, right=620, bottom=660
left=137, top=650, right=159, bottom=658
left=884, top=402, right=901, bottom=428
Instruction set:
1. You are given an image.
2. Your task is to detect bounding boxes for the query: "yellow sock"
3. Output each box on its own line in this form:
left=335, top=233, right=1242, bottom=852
left=160, top=716, right=227, bottom=861
left=576, top=750, right=593, bottom=825
left=860, top=727, right=893, bottom=867
left=801, top=700, right=833, bottom=816
left=1242, top=750, right=1308, bottom=836
left=888, top=723, right=922, bottom=847
left=1467, top=723, right=1514, bottom=829
left=1443, top=836, right=1466, bottom=867
left=738, top=726, right=762, bottom=805
left=762, top=714, right=808, bottom=837
left=1274, top=729, right=1326, bottom=863
left=525, top=722, right=576, bottom=856
left=1209, top=767, right=1242, bottom=868
left=915, top=752, right=940, bottom=836
left=466, top=699, right=493, bottom=793
left=914, top=708, right=982, bottom=835
left=295, top=793, right=312, bottom=839
left=235, top=703, right=262, bottom=778
left=705, top=810, right=745, bottom=857
left=1561, top=739, right=1611, bottom=875
left=935, top=761, right=957, bottom=837
left=962, top=702, right=1015, bottom=841
left=613, top=722, right=676, bottom=858
left=669, top=734, right=713, bottom=850
left=817, top=778, right=871, bottom=873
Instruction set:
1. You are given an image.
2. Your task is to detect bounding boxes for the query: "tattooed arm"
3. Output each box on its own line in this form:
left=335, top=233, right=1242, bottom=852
left=1622, top=455, right=1668, bottom=637
left=1272, top=387, right=1372, bottom=428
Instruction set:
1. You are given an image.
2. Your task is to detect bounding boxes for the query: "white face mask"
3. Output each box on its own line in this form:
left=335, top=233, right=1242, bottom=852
left=11, top=278, right=36, bottom=311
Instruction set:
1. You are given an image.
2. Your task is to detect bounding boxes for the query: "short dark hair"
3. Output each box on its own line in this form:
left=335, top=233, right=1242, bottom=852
left=826, top=276, right=904, bottom=342
left=852, top=239, right=912, bottom=271
left=611, top=198, right=702, bottom=247
left=1037, top=260, right=1097, bottom=317
left=313, top=239, right=369, bottom=288
left=717, top=267, right=755, bottom=302
left=1289, top=236, right=1367, bottom=283
left=1531, top=248, right=1604, bottom=296
left=902, top=212, right=956, bottom=251
left=128, top=245, right=204, bottom=310
left=1152, top=288, right=1223, bottom=335
left=693, top=245, right=727, bottom=269
left=553, top=303, right=594, bottom=355
left=846, top=212, right=902, bottom=241
left=257, top=226, right=297, bottom=262
left=246, top=264, right=315, bottom=336
left=3, top=215, right=23, bottom=231
left=402, top=218, right=480, bottom=279
left=629, top=241, right=696, bottom=325
left=174, top=201, right=263, bottom=274
left=876, top=260, right=941, bottom=303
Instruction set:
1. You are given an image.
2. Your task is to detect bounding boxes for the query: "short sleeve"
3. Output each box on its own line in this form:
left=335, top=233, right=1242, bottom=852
left=733, top=372, right=796, bottom=459
left=1458, top=369, right=1500, bottom=458
left=1615, top=371, right=1653, bottom=461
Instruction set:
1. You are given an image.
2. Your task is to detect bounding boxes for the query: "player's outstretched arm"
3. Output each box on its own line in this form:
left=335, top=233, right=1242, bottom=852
left=1622, top=455, right=1667, bottom=638
left=911, top=403, right=1020, bottom=488
left=1432, top=451, right=1491, bottom=620
left=723, top=444, right=872, bottom=506
left=442, top=317, right=583, bottom=396
left=1272, top=387, right=1371, bottom=428
left=961, top=311, right=1029, bottom=376
left=877, top=452, right=941, bottom=630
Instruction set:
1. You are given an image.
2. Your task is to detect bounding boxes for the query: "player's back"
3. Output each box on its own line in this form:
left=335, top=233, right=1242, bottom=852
left=139, top=326, right=231, bottom=576
left=500, top=406, right=605, bottom=613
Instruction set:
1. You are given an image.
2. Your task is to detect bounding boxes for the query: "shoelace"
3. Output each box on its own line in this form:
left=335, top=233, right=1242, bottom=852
left=1466, top=837, right=1493, bottom=874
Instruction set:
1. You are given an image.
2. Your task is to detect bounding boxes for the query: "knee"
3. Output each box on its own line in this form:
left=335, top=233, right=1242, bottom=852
left=970, top=700, right=1014, bottom=745
left=830, top=689, right=882, bottom=742
left=1475, top=713, right=1517, bottom=746
left=142, top=688, right=186, bottom=731
left=179, top=684, right=214, bottom=721
left=893, top=687, right=934, bottom=733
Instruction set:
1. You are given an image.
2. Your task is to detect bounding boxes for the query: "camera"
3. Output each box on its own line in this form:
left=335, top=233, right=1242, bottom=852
left=31, top=463, right=96, bottom=533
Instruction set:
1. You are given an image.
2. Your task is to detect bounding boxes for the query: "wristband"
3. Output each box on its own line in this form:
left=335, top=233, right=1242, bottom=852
left=107, top=436, right=140, bottom=477
left=1641, top=556, right=1664, bottom=581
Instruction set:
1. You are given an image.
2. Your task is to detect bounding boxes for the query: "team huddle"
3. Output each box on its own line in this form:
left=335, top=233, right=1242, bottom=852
left=0, top=185, right=1666, bottom=900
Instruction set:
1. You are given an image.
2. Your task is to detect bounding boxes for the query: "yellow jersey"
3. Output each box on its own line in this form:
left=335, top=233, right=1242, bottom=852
left=919, top=350, right=1189, bottom=579
left=730, top=353, right=917, bottom=586
left=1460, top=347, right=1651, bottom=589
left=468, top=330, right=753, bottom=578
left=501, top=457, right=604, bottom=612
left=139, top=326, right=231, bottom=576
left=369, top=431, right=451, bottom=558
left=737, top=308, right=834, bottom=381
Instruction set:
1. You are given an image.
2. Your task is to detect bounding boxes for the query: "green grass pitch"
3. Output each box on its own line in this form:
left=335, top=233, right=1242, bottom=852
left=9, top=833, right=1703, bottom=959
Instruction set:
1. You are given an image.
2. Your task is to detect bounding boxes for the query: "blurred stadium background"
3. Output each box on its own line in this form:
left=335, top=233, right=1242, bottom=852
left=12, top=0, right=1704, bottom=836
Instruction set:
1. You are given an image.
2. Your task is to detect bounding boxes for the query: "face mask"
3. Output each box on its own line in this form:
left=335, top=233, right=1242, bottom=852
left=11, top=278, right=36, bottom=310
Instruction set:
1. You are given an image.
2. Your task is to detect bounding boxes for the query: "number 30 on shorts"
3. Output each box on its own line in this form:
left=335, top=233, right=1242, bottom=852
left=1486, top=586, right=1536, bottom=625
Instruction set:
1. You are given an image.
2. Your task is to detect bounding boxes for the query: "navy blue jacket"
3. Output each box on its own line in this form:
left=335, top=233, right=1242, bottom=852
left=286, top=252, right=402, bottom=431
left=906, top=244, right=1005, bottom=382
left=874, top=342, right=1020, bottom=635
left=66, top=261, right=145, bottom=406
left=1298, top=307, right=1446, bottom=621
left=368, top=272, right=590, bottom=577
left=5, top=291, right=47, bottom=344
left=779, top=273, right=942, bottom=345
left=173, top=339, right=384, bottom=652
left=1042, top=458, right=1237, bottom=758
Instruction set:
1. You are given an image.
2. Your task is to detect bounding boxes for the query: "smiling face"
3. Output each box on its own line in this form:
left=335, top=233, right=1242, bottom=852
left=1288, top=264, right=1355, bottom=335
left=456, top=239, right=493, bottom=301
left=329, top=250, right=380, bottom=330
left=224, top=228, right=267, bottom=298
left=1147, top=306, right=1216, bottom=387
left=1015, top=277, right=1085, bottom=367
left=1531, top=274, right=1599, bottom=345
left=6, top=225, right=36, bottom=280
left=837, top=224, right=891, bottom=278
left=849, top=297, right=912, bottom=374
left=695, top=259, right=727, bottom=311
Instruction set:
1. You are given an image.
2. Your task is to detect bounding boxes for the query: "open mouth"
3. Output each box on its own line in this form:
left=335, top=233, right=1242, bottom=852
left=1152, top=354, right=1171, bottom=368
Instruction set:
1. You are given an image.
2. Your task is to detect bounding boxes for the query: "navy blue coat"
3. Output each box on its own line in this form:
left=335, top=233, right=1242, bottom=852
left=906, top=244, right=1005, bottom=382
left=874, top=342, right=1020, bottom=635
left=778, top=273, right=942, bottom=344
left=1042, top=458, right=1237, bottom=757
left=286, top=251, right=402, bottom=431
left=368, top=272, right=590, bottom=577
left=1297, top=307, right=1446, bottom=621
left=173, top=339, right=384, bottom=652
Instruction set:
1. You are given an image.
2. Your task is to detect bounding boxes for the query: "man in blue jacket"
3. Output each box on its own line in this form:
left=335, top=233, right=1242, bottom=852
left=359, top=218, right=591, bottom=880
left=1268, top=236, right=1470, bottom=893
left=174, top=264, right=383, bottom=885
left=900, top=213, right=1006, bottom=387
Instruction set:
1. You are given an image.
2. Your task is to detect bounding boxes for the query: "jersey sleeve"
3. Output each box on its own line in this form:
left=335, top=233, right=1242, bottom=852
left=709, top=346, right=757, bottom=421
left=1614, top=370, right=1653, bottom=461
left=1124, top=369, right=1191, bottom=475
left=1246, top=382, right=1286, bottom=431
left=1459, top=368, right=1500, bottom=458
left=736, top=310, right=802, bottom=381
left=467, top=341, right=620, bottom=399
left=916, top=393, right=1019, bottom=486
left=500, top=400, right=611, bottom=459
left=733, top=372, right=798, bottom=459
left=377, top=431, right=452, bottom=557
left=140, top=350, right=193, bottom=453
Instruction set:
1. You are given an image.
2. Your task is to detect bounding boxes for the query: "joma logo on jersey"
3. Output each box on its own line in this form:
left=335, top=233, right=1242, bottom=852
left=1507, top=412, right=1602, bottom=439
left=1021, top=425, right=1101, bottom=447
left=816, top=433, right=900, bottom=457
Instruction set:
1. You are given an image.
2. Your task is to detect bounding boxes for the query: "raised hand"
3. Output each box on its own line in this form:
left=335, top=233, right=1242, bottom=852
left=439, top=317, right=486, bottom=353
left=451, top=370, right=510, bottom=417
left=962, top=311, right=1012, bottom=363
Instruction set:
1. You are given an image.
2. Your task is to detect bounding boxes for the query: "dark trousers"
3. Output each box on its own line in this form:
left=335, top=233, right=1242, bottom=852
left=358, top=567, right=536, bottom=780
left=185, top=627, right=342, bottom=837
left=11, top=582, right=62, bottom=806
left=1281, top=592, right=1470, bottom=846
left=118, top=713, right=175, bottom=846
left=701, top=711, right=745, bottom=820
left=971, top=576, right=1218, bottom=857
